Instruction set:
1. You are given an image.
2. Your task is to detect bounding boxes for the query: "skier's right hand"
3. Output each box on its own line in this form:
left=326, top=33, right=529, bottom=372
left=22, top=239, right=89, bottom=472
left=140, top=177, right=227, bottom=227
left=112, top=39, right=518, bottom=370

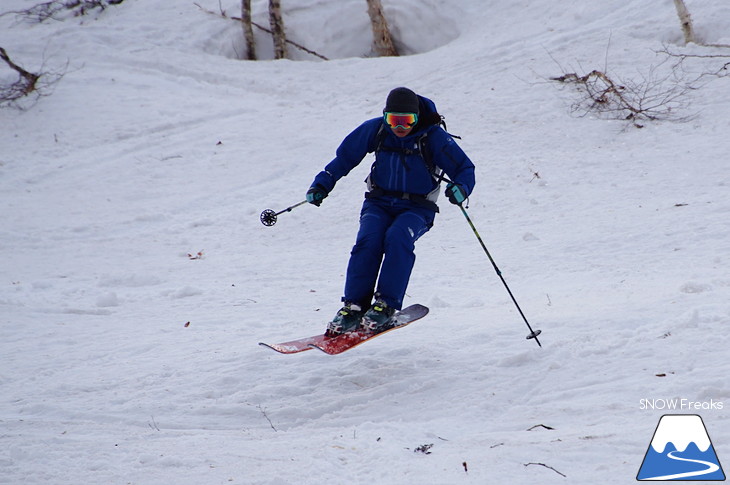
left=446, top=183, right=467, bottom=205
left=306, top=185, right=328, bottom=206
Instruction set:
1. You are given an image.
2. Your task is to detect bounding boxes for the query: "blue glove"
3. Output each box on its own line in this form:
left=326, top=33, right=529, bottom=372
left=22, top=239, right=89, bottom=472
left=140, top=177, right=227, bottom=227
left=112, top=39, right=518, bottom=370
left=446, top=183, right=467, bottom=205
left=306, top=185, right=328, bottom=206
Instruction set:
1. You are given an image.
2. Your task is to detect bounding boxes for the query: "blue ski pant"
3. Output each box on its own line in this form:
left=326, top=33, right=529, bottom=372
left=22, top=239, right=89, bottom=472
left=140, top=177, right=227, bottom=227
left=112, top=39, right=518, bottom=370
left=343, top=197, right=435, bottom=310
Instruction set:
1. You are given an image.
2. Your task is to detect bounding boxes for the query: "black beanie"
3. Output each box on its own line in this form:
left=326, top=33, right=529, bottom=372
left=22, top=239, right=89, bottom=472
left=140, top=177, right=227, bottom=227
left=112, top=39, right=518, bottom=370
left=384, top=87, right=419, bottom=114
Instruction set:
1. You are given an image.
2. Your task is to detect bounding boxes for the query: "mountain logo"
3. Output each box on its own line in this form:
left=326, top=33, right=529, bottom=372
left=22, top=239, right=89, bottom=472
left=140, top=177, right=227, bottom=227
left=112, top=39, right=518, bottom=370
left=637, top=414, right=725, bottom=481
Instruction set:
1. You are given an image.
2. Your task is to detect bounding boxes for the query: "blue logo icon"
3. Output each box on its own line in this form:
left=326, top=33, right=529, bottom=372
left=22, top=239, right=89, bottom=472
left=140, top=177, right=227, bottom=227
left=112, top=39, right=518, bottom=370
left=637, top=414, right=725, bottom=481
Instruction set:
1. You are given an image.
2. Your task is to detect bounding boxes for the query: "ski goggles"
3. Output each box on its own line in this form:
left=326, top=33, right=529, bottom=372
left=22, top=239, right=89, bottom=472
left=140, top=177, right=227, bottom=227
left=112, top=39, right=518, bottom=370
left=384, top=112, right=418, bottom=129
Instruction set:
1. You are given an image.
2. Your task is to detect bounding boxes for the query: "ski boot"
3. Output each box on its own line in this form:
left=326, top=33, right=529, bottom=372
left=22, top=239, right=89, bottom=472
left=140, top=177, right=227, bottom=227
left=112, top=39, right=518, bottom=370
left=361, top=299, right=396, bottom=333
left=325, top=302, right=365, bottom=337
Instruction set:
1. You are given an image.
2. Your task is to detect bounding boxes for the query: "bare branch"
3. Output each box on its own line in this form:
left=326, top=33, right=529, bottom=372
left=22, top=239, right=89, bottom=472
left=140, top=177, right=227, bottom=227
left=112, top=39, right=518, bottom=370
left=0, top=47, right=39, bottom=96
left=550, top=63, right=699, bottom=128
left=657, top=45, right=730, bottom=80
left=256, top=404, right=277, bottom=432
left=4, top=0, right=124, bottom=23
left=0, top=47, right=66, bottom=109
left=527, top=424, right=555, bottom=431
left=524, top=462, right=567, bottom=478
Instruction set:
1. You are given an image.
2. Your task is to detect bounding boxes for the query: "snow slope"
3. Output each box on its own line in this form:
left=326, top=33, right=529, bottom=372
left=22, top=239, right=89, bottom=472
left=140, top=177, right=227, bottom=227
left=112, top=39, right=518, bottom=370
left=1, top=0, right=729, bottom=483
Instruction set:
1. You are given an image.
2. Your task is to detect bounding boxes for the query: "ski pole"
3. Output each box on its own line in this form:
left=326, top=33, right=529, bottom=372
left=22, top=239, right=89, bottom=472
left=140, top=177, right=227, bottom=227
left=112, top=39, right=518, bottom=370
left=455, top=201, right=542, bottom=347
left=260, top=200, right=307, bottom=226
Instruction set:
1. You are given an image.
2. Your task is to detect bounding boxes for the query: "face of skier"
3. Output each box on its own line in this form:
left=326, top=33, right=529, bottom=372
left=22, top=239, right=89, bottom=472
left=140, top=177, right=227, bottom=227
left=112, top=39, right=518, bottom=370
left=391, top=124, right=413, bottom=137
left=384, top=112, right=417, bottom=138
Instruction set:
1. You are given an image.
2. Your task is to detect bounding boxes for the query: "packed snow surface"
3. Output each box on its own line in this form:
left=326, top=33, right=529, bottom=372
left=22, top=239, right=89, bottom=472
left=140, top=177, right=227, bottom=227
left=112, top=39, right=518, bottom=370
left=1, top=0, right=729, bottom=484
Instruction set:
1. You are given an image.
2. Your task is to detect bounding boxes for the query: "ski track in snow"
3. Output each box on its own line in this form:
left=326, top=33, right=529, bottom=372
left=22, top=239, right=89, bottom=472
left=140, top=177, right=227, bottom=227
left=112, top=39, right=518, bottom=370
left=1, top=0, right=730, bottom=484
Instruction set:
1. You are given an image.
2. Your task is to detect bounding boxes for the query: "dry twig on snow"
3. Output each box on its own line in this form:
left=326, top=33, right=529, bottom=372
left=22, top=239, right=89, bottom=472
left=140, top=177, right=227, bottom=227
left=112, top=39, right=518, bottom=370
left=2, top=0, right=124, bottom=23
left=0, top=47, right=66, bottom=109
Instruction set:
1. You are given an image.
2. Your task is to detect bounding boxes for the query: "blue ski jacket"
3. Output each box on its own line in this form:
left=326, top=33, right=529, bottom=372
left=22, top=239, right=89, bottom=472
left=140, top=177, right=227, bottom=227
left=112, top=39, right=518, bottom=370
left=310, top=95, right=475, bottom=210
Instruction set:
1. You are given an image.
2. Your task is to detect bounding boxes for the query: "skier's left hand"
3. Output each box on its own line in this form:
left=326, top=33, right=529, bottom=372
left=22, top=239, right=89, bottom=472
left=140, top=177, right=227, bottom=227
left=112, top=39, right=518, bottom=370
left=446, top=183, right=467, bottom=205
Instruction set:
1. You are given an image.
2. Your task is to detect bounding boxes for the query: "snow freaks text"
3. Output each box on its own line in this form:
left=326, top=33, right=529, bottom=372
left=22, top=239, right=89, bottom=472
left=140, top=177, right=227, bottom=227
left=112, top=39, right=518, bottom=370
left=639, top=399, right=724, bottom=411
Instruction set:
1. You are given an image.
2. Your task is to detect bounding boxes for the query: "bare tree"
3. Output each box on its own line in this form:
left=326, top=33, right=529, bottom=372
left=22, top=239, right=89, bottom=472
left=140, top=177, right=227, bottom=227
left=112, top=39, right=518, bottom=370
left=195, top=3, right=329, bottom=60
left=268, top=0, right=287, bottom=59
left=673, top=0, right=696, bottom=45
left=241, top=0, right=256, bottom=60
left=365, top=0, right=398, bottom=57
left=670, top=1, right=730, bottom=48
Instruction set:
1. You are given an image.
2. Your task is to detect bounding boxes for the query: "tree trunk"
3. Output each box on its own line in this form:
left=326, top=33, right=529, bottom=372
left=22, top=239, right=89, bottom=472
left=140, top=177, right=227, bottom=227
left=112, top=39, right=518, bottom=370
left=673, top=0, right=696, bottom=45
left=268, top=0, right=288, bottom=59
left=365, top=0, right=398, bottom=57
left=241, top=0, right=256, bottom=60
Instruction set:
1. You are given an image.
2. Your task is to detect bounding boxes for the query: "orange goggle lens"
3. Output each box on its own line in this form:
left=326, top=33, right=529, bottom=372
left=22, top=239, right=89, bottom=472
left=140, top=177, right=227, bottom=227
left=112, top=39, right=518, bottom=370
left=384, top=112, right=418, bottom=129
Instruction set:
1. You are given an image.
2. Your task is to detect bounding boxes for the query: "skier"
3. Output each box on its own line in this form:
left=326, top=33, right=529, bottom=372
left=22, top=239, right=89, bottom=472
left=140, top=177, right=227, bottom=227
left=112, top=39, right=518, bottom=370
left=306, top=87, right=476, bottom=336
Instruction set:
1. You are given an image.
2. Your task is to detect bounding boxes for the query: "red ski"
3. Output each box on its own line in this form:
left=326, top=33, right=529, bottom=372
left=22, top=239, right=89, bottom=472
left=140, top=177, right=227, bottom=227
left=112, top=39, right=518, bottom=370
left=258, top=334, right=329, bottom=354
left=309, top=304, right=429, bottom=355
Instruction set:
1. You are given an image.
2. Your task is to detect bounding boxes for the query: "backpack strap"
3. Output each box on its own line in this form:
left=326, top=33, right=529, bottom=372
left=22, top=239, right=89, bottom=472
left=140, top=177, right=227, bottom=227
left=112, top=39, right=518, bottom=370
left=369, top=124, right=386, bottom=154
left=416, top=131, right=437, bottom=176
